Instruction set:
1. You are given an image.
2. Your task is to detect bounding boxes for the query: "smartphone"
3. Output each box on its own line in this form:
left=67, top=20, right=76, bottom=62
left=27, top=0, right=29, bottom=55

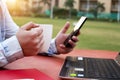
left=63, top=16, right=87, bottom=48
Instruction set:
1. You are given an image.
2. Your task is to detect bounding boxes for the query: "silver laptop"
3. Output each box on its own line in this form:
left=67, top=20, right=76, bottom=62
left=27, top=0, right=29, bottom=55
left=59, top=53, right=120, bottom=80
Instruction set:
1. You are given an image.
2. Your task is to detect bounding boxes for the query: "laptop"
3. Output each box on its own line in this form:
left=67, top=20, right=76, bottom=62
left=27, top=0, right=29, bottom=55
left=59, top=53, right=120, bottom=80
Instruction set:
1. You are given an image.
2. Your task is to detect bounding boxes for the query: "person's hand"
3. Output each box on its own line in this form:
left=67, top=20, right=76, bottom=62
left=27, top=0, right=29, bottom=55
left=55, top=22, right=79, bottom=54
left=16, top=22, right=44, bottom=56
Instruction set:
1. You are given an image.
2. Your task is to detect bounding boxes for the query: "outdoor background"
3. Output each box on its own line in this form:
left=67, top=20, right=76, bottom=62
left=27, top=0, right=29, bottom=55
left=6, top=0, right=120, bottom=52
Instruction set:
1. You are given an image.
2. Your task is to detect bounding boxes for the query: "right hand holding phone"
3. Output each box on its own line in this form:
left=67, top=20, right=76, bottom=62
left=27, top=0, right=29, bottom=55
left=64, top=29, right=80, bottom=48
left=55, top=22, right=79, bottom=54
left=64, top=16, right=87, bottom=48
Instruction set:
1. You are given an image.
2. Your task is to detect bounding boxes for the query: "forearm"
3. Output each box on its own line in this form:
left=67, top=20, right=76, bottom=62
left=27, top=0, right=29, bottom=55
left=0, top=36, right=23, bottom=67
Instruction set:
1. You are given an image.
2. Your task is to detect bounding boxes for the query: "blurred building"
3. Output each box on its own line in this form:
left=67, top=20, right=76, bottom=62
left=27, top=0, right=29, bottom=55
left=53, top=0, right=119, bottom=20
left=18, top=0, right=49, bottom=13
left=8, top=0, right=118, bottom=14
left=54, top=0, right=118, bottom=13
left=6, top=0, right=119, bottom=20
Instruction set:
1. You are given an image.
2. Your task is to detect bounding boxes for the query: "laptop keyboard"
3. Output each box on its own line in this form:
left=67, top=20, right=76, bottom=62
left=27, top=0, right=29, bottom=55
left=59, top=56, right=120, bottom=79
left=84, top=57, right=120, bottom=79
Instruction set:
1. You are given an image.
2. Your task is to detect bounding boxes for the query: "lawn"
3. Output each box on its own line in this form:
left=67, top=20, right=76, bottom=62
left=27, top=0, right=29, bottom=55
left=13, top=16, right=120, bottom=52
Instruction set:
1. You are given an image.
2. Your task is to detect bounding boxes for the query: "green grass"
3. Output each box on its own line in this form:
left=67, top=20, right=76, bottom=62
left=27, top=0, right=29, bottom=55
left=13, top=17, right=120, bottom=52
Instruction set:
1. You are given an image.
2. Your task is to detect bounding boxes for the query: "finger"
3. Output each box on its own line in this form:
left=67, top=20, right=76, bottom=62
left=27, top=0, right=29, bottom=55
left=59, top=44, right=66, bottom=48
left=31, top=27, right=43, bottom=37
left=71, top=36, right=79, bottom=42
left=37, top=32, right=44, bottom=40
left=59, top=22, right=70, bottom=34
left=37, top=31, right=44, bottom=47
left=60, top=43, right=74, bottom=50
left=59, top=44, right=73, bottom=54
left=38, top=39, right=44, bottom=53
left=76, top=31, right=80, bottom=36
left=21, top=22, right=39, bottom=30
left=68, top=40, right=76, bottom=48
left=36, top=28, right=43, bottom=37
left=33, top=34, right=44, bottom=53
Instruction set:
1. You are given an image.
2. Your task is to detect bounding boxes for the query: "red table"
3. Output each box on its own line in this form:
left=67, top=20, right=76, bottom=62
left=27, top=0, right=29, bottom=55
left=4, top=49, right=118, bottom=80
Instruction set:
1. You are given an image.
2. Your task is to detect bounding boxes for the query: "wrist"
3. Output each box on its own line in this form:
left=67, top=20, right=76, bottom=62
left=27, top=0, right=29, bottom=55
left=54, top=38, right=61, bottom=55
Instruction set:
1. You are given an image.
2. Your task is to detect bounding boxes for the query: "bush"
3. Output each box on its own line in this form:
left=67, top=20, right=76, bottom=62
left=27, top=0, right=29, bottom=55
left=71, top=9, right=77, bottom=16
left=53, top=7, right=77, bottom=19
left=31, top=13, right=49, bottom=18
left=53, top=7, right=68, bottom=18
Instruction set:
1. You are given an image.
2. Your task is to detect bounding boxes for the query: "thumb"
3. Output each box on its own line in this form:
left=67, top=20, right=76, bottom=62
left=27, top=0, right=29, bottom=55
left=59, top=22, right=70, bottom=34
left=21, top=22, right=39, bottom=30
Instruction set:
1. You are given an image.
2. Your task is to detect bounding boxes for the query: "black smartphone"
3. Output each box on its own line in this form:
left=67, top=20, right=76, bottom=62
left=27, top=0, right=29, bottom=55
left=63, top=16, right=87, bottom=48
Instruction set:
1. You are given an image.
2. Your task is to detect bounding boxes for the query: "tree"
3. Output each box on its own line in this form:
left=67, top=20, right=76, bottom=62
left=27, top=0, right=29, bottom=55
left=90, top=2, right=105, bottom=18
left=30, top=0, right=42, bottom=14
left=23, top=0, right=30, bottom=13
left=64, top=0, right=75, bottom=19
left=40, top=0, right=51, bottom=9
left=40, top=0, right=53, bottom=18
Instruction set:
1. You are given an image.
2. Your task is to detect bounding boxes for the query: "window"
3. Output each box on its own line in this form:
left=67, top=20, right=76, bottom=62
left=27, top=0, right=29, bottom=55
left=55, top=0, right=59, bottom=7
left=79, top=0, right=97, bottom=11
left=111, top=0, right=118, bottom=12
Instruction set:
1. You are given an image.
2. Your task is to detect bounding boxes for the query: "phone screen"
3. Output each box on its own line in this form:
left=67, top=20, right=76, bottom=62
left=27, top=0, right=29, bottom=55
left=64, top=16, right=87, bottom=48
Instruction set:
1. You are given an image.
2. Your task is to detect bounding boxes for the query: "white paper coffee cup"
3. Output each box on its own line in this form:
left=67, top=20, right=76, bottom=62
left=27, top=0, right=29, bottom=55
left=39, top=24, right=53, bottom=53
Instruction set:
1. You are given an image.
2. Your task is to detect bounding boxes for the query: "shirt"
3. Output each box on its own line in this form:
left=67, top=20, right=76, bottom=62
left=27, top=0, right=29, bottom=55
left=0, top=0, right=57, bottom=67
